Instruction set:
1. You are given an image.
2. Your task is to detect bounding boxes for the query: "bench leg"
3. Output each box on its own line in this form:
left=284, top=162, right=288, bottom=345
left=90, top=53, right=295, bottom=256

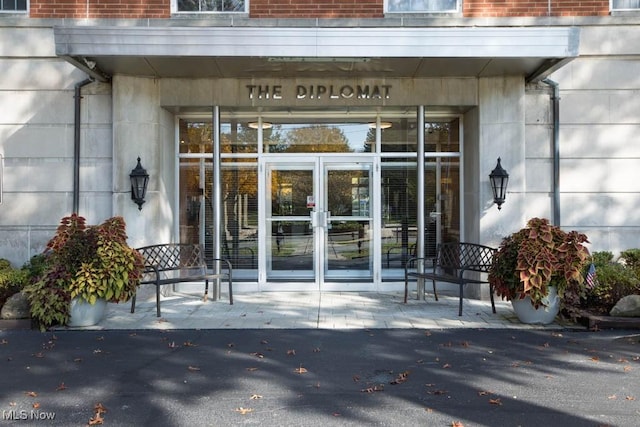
left=489, top=285, right=496, bottom=313
left=228, top=275, right=233, bottom=305
left=156, top=285, right=161, bottom=317
left=130, top=294, right=136, bottom=313
left=203, top=279, right=209, bottom=302
left=458, top=283, right=464, bottom=316
left=432, top=279, right=439, bottom=301
left=403, top=273, right=409, bottom=303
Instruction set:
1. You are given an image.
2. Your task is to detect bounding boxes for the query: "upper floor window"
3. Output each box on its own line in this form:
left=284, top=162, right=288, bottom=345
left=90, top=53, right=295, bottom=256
left=0, top=0, right=27, bottom=12
left=386, top=0, right=459, bottom=13
left=175, top=0, right=246, bottom=12
left=611, top=0, right=640, bottom=10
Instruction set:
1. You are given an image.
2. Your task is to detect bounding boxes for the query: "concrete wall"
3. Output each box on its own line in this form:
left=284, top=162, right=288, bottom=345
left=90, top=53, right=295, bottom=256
left=0, top=25, right=112, bottom=267
left=548, top=23, right=640, bottom=256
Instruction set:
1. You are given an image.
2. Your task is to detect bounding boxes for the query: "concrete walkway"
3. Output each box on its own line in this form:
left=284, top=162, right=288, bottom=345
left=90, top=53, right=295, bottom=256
left=92, top=289, right=575, bottom=330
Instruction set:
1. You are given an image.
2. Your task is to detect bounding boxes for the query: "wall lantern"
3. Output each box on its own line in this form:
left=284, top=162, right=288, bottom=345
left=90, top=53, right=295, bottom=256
left=129, top=157, right=149, bottom=210
left=489, top=157, right=509, bottom=210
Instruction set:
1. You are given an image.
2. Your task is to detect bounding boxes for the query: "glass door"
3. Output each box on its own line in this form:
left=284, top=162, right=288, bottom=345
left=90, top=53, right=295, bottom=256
left=264, top=157, right=374, bottom=285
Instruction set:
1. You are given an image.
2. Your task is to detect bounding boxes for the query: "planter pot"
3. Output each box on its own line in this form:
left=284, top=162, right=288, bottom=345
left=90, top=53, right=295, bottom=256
left=511, top=286, right=561, bottom=325
left=68, top=298, right=107, bottom=327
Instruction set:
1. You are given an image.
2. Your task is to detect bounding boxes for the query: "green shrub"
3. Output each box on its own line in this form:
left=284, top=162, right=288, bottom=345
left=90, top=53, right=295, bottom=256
left=583, top=251, right=640, bottom=315
left=0, top=260, right=29, bottom=308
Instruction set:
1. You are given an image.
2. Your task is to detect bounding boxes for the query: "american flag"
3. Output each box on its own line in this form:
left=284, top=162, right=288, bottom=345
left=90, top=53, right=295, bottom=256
left=585, top=263, right=597, bottom=289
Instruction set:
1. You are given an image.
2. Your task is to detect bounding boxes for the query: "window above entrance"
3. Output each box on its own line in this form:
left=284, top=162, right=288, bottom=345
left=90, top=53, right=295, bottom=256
left=174, top=0, right=246, bottom=13
left=386, top=0, right=459, bottom=13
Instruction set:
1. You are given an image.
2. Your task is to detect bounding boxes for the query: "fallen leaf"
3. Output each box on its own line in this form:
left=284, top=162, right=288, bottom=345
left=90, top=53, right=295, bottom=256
left=96, top=336, right=105, bottom=341
left=93, top=349, right=102, bottom=354
left=361, top=385, right=384, bottom=393
left=183, top=341, right=197, bottom=347
left=428, top=390, right=448, bottom=395
left=489, top=398, right=503, bottom=405
left=168, top=342, right=178, bottom=349
left=0, top=339, right=8, bottom=344
left=608, top=394, right=617, bottom=400
left=32, top=402, right=40, bottom=409
left=260, top=340, right=269, bottom=344
left=25, top=391, right=38, bottom=397
left=313, top=347, right=321, bottom=353
left=250, top=394, right=263, bottom=400
left=56, top=382, right=67, bottom=391
left=623, top=366, right=633, bottom=372
left=591, top=356, right=600, bottom=362
left=477, top=390, right=491, bottom=396
left=235, top=407, right=253, bottom=415
left=187, top=366, right=201, bottom=371
left=227, top=343, right=235, bottom=348
left=287, top=349, right=296, bottom=356
left=250, top=352, right=265, bottom=359
left=626, top=396, right=636, bottom=401
left=33, top=352, right=44, bottom=358
left=442, top=363, right=451, bottom=369
left=332, top=412, right=341, bottom=416
left=452, top=421, right=465, bottom=427
left=460, top=341, right=470, bottom=348
left=246, top=367, right=259, bottom=372
left=352, top=375, right=360, bottom=382
left=94, top=403, right=107, bottom=415
left=294, top=366, right=308, bottom=374
left=390, top=371, right=410, bottom=385
left=88, top=413, right=104, bottom=425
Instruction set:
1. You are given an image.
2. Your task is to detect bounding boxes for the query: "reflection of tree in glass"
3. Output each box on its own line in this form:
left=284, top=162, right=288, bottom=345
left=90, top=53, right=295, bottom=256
left=272, top=125, right=353, bottom=153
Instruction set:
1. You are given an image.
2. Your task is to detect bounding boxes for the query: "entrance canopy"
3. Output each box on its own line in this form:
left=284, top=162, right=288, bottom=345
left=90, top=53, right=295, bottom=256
left=54, top=26, right=579, bottom=83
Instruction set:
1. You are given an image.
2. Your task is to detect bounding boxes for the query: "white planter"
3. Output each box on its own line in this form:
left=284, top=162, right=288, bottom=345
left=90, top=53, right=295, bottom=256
left=511, top=286, right=560, bottom=325
left=68, top=298, right=107, bottom=327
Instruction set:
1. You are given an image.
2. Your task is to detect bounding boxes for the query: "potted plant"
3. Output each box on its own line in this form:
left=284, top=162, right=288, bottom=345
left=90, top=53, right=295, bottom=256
left=24, top=214, right=144, bottom=330
left=488, top=217, right=591, bottom=324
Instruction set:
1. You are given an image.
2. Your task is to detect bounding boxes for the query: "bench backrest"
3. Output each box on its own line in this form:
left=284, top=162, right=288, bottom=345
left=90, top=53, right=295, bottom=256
left=437, top=242, right=496, bottom=273
left=136, top=244, right=206, bottom=273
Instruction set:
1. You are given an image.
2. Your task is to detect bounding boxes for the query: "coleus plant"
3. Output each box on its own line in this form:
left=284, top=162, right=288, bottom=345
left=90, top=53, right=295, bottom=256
left=488, top=217, right=591, bottom=310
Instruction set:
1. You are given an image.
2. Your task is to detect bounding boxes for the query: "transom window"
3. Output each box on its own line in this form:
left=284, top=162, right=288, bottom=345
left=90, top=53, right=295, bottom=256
left=175, top=0, right=246, bottom=12
left=0, top=0, right=27, bottom=12
left=611, top=0, right=640, bottom=10
left=386, top=0, right=459, bottom=13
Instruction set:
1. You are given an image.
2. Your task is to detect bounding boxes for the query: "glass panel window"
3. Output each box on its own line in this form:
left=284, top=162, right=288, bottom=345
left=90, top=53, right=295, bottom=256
left=611, top=0, right=640, bottom=10
left=264, top=122, right=372, bottom=154
left=176, top=0, right=246, bottom=12
left=1, top=0, right=27, bottom=12
left=387, top=0, right=459, bottom=13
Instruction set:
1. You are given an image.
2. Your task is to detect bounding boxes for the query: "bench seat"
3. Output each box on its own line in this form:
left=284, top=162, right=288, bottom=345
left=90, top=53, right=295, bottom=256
left=404, top=242, right=496, bottom=316
left=131, top=243, right=233, bottom=317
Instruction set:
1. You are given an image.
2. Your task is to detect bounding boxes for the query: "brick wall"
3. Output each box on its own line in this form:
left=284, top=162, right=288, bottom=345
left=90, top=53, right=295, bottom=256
left=28, top=0, right=610, bottom=19
left=463, top=0, right=610, bottom=17
left=250, top=0, right=383, bottom=18
left=30, top=0, right=170, bottom=19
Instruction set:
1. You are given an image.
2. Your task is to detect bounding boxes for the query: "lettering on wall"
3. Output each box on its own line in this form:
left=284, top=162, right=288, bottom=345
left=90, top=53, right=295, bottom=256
left=246, top=84, right=391, bottom=101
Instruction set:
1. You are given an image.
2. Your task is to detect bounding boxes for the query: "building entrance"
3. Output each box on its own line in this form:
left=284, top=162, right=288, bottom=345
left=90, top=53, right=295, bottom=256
left=265, top=157, right=374, bottom=286
left=177, top=110, right=462, bottom=292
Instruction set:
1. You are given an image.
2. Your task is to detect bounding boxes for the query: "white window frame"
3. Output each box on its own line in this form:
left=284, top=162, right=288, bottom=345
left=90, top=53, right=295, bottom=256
left=172, top=0, right=248, bottom=13
left=610, top=0, right=640, bottom=11
left=0, top=0, right=28, bottom=13
left=385, top=0, right=460, bottom=14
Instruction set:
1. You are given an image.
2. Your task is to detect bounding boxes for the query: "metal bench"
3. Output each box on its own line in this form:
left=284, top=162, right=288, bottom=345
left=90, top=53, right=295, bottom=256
left=404, top=242, right=496, bottom=316
left=130, top=243, right=232, bottom=317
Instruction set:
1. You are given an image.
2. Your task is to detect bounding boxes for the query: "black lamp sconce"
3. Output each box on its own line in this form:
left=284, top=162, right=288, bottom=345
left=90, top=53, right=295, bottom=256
left=129, top=157, right=149, bottom=210
left=489, top=157, right=509, bottom=210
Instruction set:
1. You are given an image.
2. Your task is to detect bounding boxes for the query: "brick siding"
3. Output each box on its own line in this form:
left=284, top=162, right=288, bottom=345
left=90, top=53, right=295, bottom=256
left=30, top=0, right=171, bottom=19
left=28, top=0, right=611, bottom=19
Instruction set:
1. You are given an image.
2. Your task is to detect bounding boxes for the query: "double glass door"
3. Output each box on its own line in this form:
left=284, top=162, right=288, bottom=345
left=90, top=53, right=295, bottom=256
left=265, top=157, right=374, bottom=284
